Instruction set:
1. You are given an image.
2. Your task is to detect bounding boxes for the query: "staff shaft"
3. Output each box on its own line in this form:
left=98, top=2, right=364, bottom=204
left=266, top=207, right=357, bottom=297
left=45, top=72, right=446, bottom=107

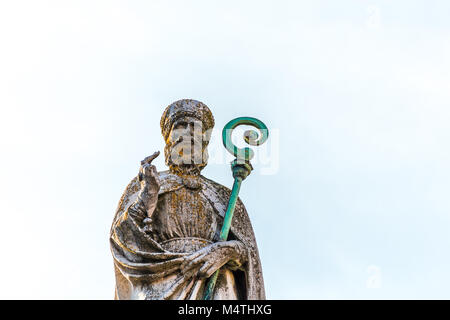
left=203, top=176, right=243, bottom=300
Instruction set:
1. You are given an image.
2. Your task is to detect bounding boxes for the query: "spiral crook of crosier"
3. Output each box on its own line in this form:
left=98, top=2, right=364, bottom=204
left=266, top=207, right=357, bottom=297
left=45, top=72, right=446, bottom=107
left=222, top=117, right=269, bottom=162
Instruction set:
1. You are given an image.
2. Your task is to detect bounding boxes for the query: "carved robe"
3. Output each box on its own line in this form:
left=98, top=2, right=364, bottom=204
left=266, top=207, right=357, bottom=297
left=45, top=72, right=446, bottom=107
left=110, top=171, right=265, bottom=300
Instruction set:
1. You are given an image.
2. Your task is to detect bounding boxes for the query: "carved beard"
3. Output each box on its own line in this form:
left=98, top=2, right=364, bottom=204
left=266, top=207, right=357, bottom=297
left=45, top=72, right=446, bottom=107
left=164, top=140, right=209, bottom=176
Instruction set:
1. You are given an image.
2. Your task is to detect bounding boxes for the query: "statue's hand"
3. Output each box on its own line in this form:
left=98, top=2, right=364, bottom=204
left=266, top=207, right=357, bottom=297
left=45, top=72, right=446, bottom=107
left=138, top=151, right=161, bottom=193
left=130, top=151, right=161, bottom=220
left=180, top=240, right=247, bottom=279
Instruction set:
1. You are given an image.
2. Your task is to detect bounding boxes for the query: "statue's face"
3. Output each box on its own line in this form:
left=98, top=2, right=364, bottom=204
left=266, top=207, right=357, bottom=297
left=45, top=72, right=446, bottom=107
left=165, top=116, right=211, bottom=173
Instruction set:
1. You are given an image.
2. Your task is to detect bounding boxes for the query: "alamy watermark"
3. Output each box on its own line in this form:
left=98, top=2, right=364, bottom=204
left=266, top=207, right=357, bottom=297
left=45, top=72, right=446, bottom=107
left=366, top=265, right=382, bottom=289
left=165, top=119, right=280, bottom=175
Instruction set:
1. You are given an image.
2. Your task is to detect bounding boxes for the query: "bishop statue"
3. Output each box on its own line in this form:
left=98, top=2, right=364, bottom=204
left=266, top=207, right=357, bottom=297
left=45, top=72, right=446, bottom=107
left=110, top=99, right=265, bottom=300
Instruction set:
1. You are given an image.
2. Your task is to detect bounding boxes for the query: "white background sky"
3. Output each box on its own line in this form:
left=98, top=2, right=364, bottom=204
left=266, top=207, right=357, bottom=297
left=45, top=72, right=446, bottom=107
left=1, top=0, right=450, bottom=299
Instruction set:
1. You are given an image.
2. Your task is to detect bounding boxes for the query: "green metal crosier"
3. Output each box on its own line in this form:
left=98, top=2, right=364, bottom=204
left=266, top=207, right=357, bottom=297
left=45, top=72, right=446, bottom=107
left=203, top=117, right=269, bottom=300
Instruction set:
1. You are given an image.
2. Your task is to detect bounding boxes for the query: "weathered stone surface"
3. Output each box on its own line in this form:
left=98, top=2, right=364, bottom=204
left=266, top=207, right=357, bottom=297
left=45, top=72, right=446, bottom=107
left=110, top=99, right=265, bottom=300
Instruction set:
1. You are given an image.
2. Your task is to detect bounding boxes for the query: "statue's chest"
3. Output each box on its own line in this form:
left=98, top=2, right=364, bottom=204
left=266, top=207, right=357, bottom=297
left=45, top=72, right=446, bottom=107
left=152, top=187, right=221, bottom=243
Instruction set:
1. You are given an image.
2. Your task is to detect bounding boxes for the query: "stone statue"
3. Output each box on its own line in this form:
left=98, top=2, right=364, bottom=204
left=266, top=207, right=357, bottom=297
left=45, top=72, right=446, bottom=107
left=110, top=99, right=265, bottom=300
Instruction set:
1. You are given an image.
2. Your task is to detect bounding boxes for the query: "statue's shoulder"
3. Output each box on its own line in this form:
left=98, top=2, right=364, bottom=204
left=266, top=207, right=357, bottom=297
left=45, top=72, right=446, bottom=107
left=199, top=175, right=247, bottom=209
left=200, top=175, right=231, bottom=194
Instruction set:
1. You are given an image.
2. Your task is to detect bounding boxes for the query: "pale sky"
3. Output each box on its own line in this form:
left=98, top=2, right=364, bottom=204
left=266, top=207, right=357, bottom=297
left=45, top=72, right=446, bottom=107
left=1, top=0, right=450, bottom=299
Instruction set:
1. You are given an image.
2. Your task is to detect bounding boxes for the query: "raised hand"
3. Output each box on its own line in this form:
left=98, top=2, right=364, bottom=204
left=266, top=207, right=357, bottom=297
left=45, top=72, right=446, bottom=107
left=134, top=151, right=161, bottom=220
left=138, top=151, right=161, bottom=193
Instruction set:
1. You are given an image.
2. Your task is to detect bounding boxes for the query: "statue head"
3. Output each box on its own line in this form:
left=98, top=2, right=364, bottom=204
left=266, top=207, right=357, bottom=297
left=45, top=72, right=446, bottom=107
left=160, top=99, right=214, bottom=175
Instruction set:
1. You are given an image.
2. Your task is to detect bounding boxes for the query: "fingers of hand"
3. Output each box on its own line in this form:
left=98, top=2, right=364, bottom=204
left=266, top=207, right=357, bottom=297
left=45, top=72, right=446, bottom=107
left=141, top=151, right=160, bottom=166
left=182, top=247, right=208, bottom=267
left=180, top=245, right=235, bottom=278
left=141, top=164, right=151, bottom=176
left=142, top=164, right=159, bottom=182
left=180, top=256, right=192, bottom=271
left=180, top=253, right=197, bottom=271
left=150, top=166, right=159, bottom=180
left=181, top=252, right=207, bottom=273
left=198, top=260, right=216, bottom=278
left=198, top=259, right=226, bottom=278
